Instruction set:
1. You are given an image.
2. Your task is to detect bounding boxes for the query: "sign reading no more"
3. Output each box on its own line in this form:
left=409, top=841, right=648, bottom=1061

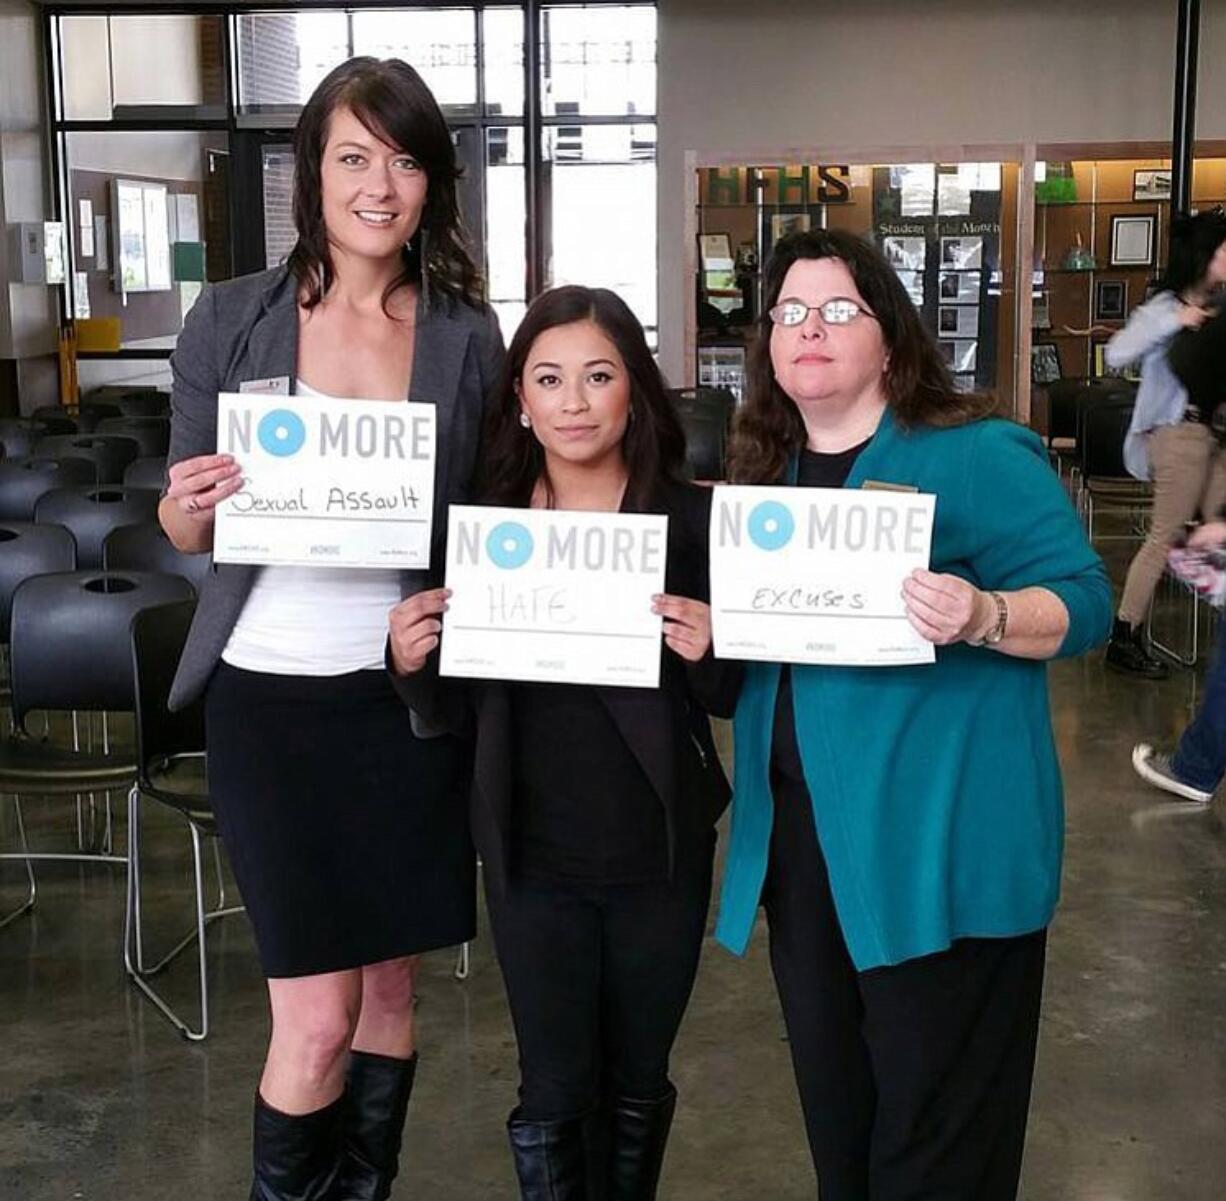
left=439, top=505, right=668, bottom=688
left=710, top=485, right=937, bottom=666
left=213, top=391, right=437, bottom=569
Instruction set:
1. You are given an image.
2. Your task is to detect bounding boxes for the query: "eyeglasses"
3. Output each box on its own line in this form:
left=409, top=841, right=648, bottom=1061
left=768, top=297, right=876, bottom=327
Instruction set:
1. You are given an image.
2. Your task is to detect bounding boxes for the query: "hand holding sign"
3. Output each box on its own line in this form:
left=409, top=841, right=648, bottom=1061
left=653, top=594, right=712, bottom=663
left=166, top=453, right=243, bottom=520
left=389, top=587, right=450, bottom=675
left=901, top=569, right=994, bottom=645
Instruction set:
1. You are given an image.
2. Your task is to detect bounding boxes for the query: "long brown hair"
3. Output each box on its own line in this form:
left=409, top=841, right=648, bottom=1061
left=287, top=56, right=483, bottom=315
left=727, top=228, right=996, bottom=484
left=479, top=286, right=687, bottom=511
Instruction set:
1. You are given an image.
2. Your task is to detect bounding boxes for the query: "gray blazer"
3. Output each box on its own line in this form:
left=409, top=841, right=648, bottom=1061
left=165, top=265, right=505, bottom=710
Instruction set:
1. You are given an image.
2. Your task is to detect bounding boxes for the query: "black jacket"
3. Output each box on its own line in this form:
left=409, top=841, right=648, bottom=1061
left=389, top=479, right=740, bottom=893
left=1170, top=306, right=1226, bottom=414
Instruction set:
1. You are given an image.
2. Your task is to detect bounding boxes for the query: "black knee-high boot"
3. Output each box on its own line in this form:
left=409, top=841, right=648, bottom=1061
left=507, top=1109, right=588, bottom=1200
left=335, top=1051, right=417, bottom=1200
left=607, top=1086, right=676, bottom=1201
left=250, top=1092, right=345, bottom=1201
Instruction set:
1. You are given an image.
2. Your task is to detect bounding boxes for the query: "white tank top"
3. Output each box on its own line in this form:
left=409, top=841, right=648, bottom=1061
left=220, top=380, right=403, bottom=676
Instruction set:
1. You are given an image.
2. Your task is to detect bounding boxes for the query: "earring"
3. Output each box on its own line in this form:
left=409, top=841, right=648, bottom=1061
left=519, top=412, right=531, bottom=429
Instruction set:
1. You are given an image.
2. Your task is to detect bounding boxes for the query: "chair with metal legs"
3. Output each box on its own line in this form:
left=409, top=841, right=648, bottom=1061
left=125, top=599, right=243, bottom=1041
left=0, top=523, right=77, bottom=927
left=0, top=570, right=196, bottom=920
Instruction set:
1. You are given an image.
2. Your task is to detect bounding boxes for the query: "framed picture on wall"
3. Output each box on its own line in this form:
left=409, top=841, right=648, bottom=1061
left=894, top=269, right=924, bottom=306
left=940, top=236, right=983, bottom=270
left=939, top=270, right=980, bottom=303
left=1032, top=290, right=1051, bottom=330
left=1109, top=214, right=1155, bottom=267
left=1031, top=342, right=1061, bottom=384
left=882, top=235, right=926, bottom=271
left=1092, top=340, right=1137, bottom=380
left=770, top=212, right=810, bottom=243
left=1093, top=279, right=1128, bottom=321
left=1133, top=169, right=1172, bottom=202
left=938, top=305, right=979, bottom=337
left=937, top=339, right=977, bottom=373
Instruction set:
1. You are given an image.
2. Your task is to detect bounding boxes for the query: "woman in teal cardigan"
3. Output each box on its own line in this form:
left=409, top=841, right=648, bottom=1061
left=717, top=229, right=1111, bottom=1201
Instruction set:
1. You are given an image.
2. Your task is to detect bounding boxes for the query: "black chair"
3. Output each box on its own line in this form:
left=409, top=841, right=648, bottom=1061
left=1076, top=393, right=1149, bottom=541
left=123, top=456, right=168, bottom=491
left=20, top=411, right=75, bottom=436
left=0, top=523, right=77, bottom=645
left=95, top=416, right=171, bottom=458
left=0, top=419, right=49, bottom=459
left=124, top=599, right=242, bottom=1041
left=84, top=387, right=169, bottom=418
left=104, top=522, right=211, bottom=594
left=0, top=522, right=77, bottom=817
left=0, top=457, right=96, bottom=521
left=669, top=387, right=737, bottom=481
left=1041, top=376, right=1087, bottom=471
left=0, top=570, right=196, bottom=924
left=34, top=486, right=161, bottom=569
left=76, top=403, right=123, bottom=433
left=36, top=434, right=141, bottom=485
left=28, top=406, right=81, bottom=435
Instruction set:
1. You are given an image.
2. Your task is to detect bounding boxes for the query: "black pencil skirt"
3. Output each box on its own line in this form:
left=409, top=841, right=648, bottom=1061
left=205, top=662, right=476, bottom=979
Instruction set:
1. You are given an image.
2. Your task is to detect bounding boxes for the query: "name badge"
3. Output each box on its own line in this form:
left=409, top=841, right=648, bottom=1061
left=860, top=479, right=919, bottom=493
left=238, top=376, right=290, bottom=396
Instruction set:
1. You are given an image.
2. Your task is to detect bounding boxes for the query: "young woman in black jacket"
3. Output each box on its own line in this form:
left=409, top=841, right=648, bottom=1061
left=388, top=286, right=736, bottom=1200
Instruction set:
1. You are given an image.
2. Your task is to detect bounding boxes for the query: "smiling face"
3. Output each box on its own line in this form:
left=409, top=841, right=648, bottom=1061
left=516, top=319, right=632, bottom=472
left=319, top=105, right=428, bottom=265
left=769, top=257, right=890, bottom=412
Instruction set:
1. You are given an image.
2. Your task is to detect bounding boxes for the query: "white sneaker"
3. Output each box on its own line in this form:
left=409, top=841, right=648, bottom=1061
left=1131, top=743, right=1213, bottom=803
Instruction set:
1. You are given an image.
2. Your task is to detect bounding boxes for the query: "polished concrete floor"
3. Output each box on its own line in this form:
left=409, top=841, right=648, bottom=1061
left=3, top=588, right=1226, bottom=1199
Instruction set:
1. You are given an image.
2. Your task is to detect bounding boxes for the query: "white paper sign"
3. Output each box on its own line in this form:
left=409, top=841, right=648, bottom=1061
left=213, top=391, right=436, bottom=569
left=440, top=506, right=667, bottom=688
left=710, top=485, right=937, bottom=666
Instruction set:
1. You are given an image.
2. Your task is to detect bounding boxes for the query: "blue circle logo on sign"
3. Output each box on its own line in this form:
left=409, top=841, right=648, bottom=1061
left=258, top=409, right=307, bottom=457
left=487, top=521, right=534, bottom=569
left=748, top=500, right=795, bottom=551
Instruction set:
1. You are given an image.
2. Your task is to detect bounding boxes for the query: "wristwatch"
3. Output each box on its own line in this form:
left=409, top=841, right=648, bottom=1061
left=974, top=590, right=1009, bottom=646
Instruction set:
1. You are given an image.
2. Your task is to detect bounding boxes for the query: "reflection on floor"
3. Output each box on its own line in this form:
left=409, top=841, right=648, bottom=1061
left=3, top=613, right=1226, bottom=1200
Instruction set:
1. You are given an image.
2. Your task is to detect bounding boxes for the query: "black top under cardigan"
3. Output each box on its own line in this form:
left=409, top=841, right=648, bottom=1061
left=389, top=478, right=740, bottom=894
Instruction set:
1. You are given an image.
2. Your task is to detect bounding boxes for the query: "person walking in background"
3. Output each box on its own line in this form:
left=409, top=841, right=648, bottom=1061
left=1133, top=295, right=1226, bottom=801
left=1103, top=209, right=1226, bottom=679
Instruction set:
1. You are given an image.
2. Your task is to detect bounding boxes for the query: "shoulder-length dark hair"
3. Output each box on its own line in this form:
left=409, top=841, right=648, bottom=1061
left=1160, top=208, right=1226, bottom=296
left=480, top=286, right=687, bottom=510
left=728, top=228, right=996, bottom=484
left=287, top=56, right=482, bottom=314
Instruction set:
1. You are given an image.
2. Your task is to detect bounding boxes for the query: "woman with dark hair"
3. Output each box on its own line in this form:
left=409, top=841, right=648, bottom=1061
left=1102, top=208, right=1226, bottom=678
left=714, top=229, right=1111, bottom=1201
left=389, top=285, right=734, bottom=1200
left=159, top=57, right=502, bottom=1200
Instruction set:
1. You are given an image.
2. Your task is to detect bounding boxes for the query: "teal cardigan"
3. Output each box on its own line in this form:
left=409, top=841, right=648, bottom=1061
left=714, top=411, right=1112, bottom=971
